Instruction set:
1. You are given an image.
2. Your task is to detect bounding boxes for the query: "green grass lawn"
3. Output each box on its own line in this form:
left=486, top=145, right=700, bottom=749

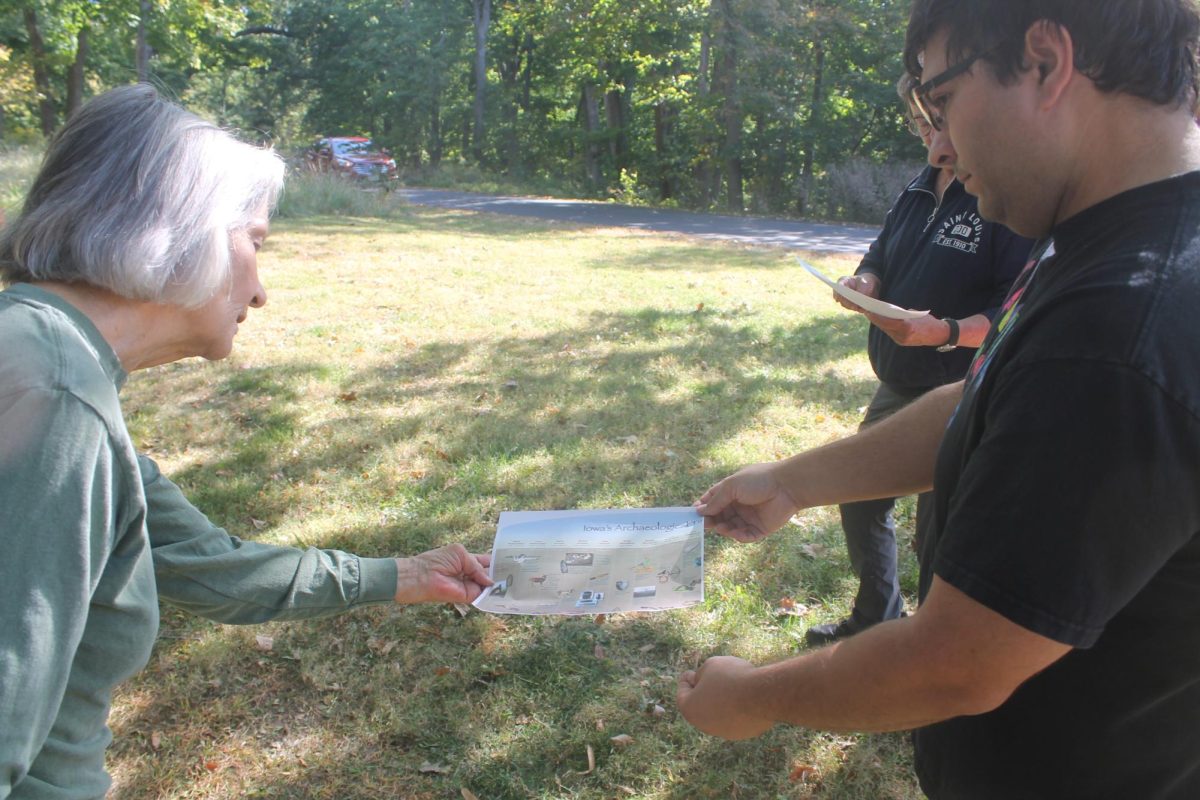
left=106, top=201, right=923, bottom=799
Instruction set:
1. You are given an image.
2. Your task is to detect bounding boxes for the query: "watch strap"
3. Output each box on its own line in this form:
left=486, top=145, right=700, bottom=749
left=937, top=318, right=959, bottom=351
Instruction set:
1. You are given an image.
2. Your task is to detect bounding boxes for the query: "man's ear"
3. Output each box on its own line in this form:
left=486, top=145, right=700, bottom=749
left=1024, top=19, right=1074, bottom=107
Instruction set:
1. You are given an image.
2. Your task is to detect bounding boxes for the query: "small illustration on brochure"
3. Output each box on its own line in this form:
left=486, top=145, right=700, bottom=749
left=472, top=507, right=704, bottom=616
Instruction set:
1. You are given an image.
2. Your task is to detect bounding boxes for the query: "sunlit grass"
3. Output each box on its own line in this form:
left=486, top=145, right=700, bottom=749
left=99, top=205, right=921, bottom=799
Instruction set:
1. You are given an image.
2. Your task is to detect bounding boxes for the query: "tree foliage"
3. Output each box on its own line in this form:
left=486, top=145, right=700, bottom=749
left=0, top=0, right=925, bottom=219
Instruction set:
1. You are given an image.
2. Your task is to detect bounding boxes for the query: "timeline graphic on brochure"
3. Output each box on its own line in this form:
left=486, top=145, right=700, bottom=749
left=472, top=507, right=704, bottom=616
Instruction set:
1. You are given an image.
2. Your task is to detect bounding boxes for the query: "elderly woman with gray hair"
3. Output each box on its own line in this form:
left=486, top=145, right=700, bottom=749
left=0, top=85, right=491, bottom=799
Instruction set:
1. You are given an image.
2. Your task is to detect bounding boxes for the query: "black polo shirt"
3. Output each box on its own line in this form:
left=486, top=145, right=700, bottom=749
left=857, top=165, right=1032, bottom=390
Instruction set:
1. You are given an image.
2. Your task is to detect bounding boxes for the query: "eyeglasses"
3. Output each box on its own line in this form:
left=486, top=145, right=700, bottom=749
left=906, top=113, right=933, bottom=138
left=910, top=42, right=1003, bottom=132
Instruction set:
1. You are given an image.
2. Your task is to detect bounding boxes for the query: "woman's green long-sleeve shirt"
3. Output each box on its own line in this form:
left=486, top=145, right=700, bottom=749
left=0, top=284, right=399, bottom=799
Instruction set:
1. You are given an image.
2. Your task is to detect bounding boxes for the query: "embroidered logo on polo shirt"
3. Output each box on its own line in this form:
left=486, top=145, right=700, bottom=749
left=933, top=211, right=983, bottom=254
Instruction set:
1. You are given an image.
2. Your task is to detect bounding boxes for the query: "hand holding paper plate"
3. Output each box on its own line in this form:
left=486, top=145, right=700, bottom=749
left=798, top=258, right=929, bottom=320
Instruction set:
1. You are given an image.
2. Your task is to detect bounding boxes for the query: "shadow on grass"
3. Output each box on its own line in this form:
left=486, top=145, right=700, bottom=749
left=111, top=600, right=917, bottom=799
left=110, top=293, right=923, bottom=798
left=164, top=306, right=872, bottom=540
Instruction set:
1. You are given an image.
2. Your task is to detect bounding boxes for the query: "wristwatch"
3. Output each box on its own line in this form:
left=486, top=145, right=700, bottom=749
left=936, top=318, right=960, bottom=352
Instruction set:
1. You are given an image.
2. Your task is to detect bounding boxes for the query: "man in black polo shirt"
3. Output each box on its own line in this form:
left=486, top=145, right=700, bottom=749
left=808, top=75, right=1030, bottom=646
left=677, top=1, right=1200, bottom=796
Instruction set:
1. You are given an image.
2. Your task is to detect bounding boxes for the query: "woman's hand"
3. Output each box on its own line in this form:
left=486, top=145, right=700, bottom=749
left=394, top=544, right=492, bottom=604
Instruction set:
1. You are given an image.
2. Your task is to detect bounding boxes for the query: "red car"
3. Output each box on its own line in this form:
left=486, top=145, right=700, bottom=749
left=305, top=136, right=397, bottom=181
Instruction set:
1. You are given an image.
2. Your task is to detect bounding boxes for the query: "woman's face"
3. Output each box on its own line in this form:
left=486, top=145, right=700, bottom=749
left=183, top=213, right=270, bottom=361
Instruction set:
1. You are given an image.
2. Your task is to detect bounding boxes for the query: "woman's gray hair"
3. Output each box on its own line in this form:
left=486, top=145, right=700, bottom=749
left=0, top=84, right=284, bottom=308
left=896, top=72, right=920, bottom=103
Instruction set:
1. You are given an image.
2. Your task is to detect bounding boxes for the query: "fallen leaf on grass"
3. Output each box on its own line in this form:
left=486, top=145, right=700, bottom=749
left=610, top=734, right=633, bottom=747
left=593, top=614, right=606, bottom=625
left=595, top=719, right=605, bottom=732
left=254, top=634, right=273, bottom=652
left=461, top=789, right=481, bottom=800
left=150, top=731, right=162, bottom=750
left=367, top=638, right=398, bottom=657
left=617, top=787, right=637, bottom=796
left=337, top=391, right=358, bottom=403
left=799, top=543, right=827, bottom=559
left=419, top=762, right=451, bottom=775
left=789, top=764, right=818, bottom=783
left=434, top=666, right=453, bottom=677
left=647, top=704, right=666, bottom=718
left=594, top=644, right=606, bottom=659
left=774, top=597, right=811, bottom=617
left=250, top=517, right=267, bottom=530
left=203, top=760, right=219, bottom=772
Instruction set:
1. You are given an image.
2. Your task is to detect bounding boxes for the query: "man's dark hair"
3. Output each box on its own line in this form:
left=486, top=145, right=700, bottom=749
left=904, top=0, right=1200, bottom=109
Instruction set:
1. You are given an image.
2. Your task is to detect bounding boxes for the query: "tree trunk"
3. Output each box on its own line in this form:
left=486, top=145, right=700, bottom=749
left=580, top=84, right=602, bottom=189
left=430, top=95, right=443, bottom=166
left=604, top=88, right=625, bottom=171
left=714, top=0, right=743, bottom=212
left=471, top=0, right=491, bottom=163
left=23, top=9, right=56, bottom=137
left=136, top=0, right=152, bottom=82
left=654, top=102, right=674, bottom=200
left=66, top=25, right=89, bottom=120
left=695, top=23, right=713, bottom=206
left=520, top=32, right=534, bottom=112
left=798, top=38, right=825, bottom=217
left=497, top=35, right=522, bottom=173
left=462, top=71, right=473, bottom=154
left=430, top=30, right=446, bottom=167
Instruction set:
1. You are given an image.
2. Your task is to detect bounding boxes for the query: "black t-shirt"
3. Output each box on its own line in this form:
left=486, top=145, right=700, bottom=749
left=857, top=166, right=1032, bottom=390
left=915, top=173, right=1200, bottom=798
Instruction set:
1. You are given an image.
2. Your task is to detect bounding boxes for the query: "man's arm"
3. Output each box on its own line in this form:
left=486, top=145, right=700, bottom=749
left=676, top=576, right=1071, bottom=738
left=698, top=380, right=962, bottom=542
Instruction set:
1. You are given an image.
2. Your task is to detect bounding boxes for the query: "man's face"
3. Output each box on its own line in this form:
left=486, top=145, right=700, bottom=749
left=918, top=28, right=1051, bottom=237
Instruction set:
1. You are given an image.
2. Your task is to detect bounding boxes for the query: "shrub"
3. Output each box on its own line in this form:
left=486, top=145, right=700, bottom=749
left=275, top=170, right=400, bottom=219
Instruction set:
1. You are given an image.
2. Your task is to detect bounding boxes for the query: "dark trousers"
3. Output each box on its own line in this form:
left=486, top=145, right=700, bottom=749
left=838, top=382, right=935, bottom=627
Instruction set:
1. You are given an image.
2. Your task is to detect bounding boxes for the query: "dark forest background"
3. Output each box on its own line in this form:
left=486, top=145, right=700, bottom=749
left=0, top=0, right=926, bottom=221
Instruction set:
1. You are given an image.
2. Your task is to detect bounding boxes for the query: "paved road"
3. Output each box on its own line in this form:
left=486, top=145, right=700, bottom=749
left=397, top=187, right=879, bottom=255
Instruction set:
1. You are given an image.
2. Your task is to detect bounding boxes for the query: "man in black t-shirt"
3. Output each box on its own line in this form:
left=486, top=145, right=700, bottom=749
left=676, top=2, right=1200, bottom=797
